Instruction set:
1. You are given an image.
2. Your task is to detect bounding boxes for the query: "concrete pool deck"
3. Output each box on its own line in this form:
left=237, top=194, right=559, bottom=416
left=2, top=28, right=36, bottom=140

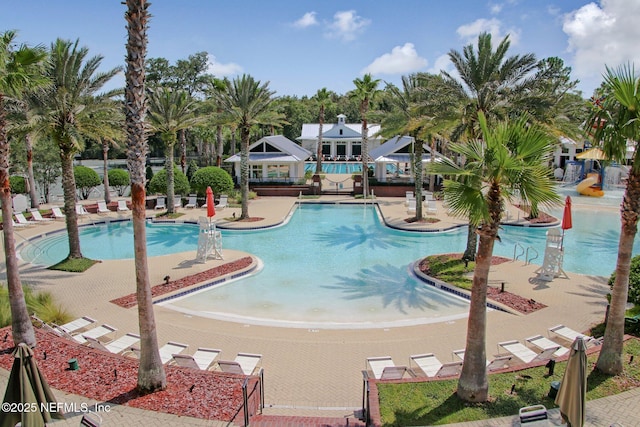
left=2, top=195, right=635, bottom=426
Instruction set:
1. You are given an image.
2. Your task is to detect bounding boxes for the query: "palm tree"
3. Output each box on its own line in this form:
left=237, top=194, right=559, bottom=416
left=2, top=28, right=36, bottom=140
left=312, top=88, right=332, bottom=173
left=212, top=74, right=275, bottom=219
left=0, top=30, right=47, bottom=347
left=124, top=0, right=166, bottom=392
left=30, top=38, right=121, bottom=260
left=147, top=87, right=202, bottom=214
left=586, top=64, right=640, bottom=375
left=443, top=32, right=538, bottom=261
left=429, top=112, right=560, bottom=402
left=352, top=74, right=381, bottom=198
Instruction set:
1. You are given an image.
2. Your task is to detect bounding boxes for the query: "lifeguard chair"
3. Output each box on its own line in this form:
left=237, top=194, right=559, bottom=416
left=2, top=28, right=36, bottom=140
left=535, top=228, right=567, bottom=281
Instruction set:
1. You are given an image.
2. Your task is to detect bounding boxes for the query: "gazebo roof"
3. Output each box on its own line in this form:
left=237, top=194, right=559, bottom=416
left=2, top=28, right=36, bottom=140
left=225, top=135, right=311, bottom=163
left=370, top=135, right=442, bottom=163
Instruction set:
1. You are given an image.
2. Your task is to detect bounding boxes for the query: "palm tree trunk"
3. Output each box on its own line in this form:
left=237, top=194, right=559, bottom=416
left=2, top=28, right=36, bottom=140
left=428, top=137, right=436, bottom=193
left=596, top=170, right=640, bottom=374
left=240, top=125, right=250, bottom=219
left=102, top=140, right=111, bottom=204
left=179, top=129, right=187, bottom=174
left=125, top=0, right=166, bottom=393
left=414, top=137, right=424, bottom=219
left=463, top=226, right=478, bottom=261
left=25, top=134, right=39, bottom=209
left=166, top=143, right=175, bottom=214
left=457, top=231, right=492, bottom=402
left=0, top=96, right=36, bottom=347
left=60, top=151, right=83, bottom=259
left=316, top=106, right=324, bottom=174
left=361, top=109, right=369, bottom=198
left=216, top=124, right=223, bottom=167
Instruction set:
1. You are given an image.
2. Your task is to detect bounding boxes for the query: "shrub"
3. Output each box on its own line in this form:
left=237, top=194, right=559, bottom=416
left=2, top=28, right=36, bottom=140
left=147, top=165, right=191, bottom=196
left=609, top=254, right=640, bottom=305
left=9, top=176, right=27, bottom=194
left=190, top=166, right=234, bottom=196
left=0, top=285, right=71, bottom=327
left=186, top=160, right=199, bottom=182
left=108, top=168, right=130, bottom=196
left=145, top=165, right=154, bottom=186
left=74, top=166, right=101, bottom=200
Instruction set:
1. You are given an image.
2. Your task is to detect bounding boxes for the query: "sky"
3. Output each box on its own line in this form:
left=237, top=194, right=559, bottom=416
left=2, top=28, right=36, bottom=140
left=3, top=0, right=640, bottom=99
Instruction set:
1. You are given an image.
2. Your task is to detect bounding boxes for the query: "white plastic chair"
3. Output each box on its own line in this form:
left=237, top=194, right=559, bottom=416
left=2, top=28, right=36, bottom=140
left=117, top=200, right=130, bottom=212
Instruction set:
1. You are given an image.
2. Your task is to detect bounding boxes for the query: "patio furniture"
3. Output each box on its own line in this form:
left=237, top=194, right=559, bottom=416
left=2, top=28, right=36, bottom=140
left=217, top=352, right=262, bottom=375
left=96, top=201, right=110, bottom=214
left=155, top=197, right=166, bottom=210
left=185, top=194, right=197, bottom=208
left=30, top=209, right=53, bottom=222
left=117, top=200, right=130, bottom=212
left=172, top=347, right=221, bottom=370
left=499, top=340, right=559, bottom=364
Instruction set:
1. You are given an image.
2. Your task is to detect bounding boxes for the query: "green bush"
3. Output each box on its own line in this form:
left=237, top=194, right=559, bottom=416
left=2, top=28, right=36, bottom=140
left=0, top=285, right=71, bottom=327
left=190, top=166, right=234, bottom=196
left=74, top=166, right=101, bottom=200
left=609, top=254, right=640, bottom=305
left=147, top=166, right=191, bottom=196
left=145, top=165, right=154, bottom=186
left=186, top=160, right=199, bottom=182
left=9, top=176, right=27, bottom=194
left=108, top=168, right=130, bottom=196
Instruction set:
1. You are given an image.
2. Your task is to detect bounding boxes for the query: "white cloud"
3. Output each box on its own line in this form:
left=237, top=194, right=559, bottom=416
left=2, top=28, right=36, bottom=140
left=206, top=54, right=243, bottom=77
left=456, top=18, right=521, bottom=45
left=325, top=10, right=371, bottom=41
left=428, top=54, right=454, bottom=75
left=361, top=43, right=428, bottom=75
left=293, top=12, right=318, bottom=29
left=490, top=3, right=503, bottom=14
left=563, top=0, right=640, bottom=90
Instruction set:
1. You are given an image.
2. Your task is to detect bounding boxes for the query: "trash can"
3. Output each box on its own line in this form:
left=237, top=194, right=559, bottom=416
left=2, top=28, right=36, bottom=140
left=548, top=381, right=560, bottom=399
left=68, top=358, right=79, bottom=371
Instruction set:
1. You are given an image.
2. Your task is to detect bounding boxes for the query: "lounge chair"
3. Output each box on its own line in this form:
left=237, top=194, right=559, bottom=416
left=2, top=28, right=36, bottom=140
left=217, top=352, right=262, bottom=375
left=174, top=196, right=182, bottom=209
left=96, top=201, right=110, bottom=214
left=117, top=200, right=130, bottom=212
left=498, top=340, right=559, bottom=364
left=216, top=195, right=227, bottom=209
left=452, top=348, right=512, bottom=371
left=51, top=206, right=65, bottom=219
left=160, top=341, right=188, bottom=364
left=59, top=315, right=97, bottom=334
left=11, top=218, right=29, bottom=228
left=172, top=347, right=221, bottom=370
left=14, top=212, right=35, bottom=226
left=86, top=333, right=140, bottom=355
left=185, top=194, right=197, bottom=209
left=409, top=353, right=460, bottom=377
left=548, top=324, right=596, bottom=346
left=526, top=334, right=569, bottom=357
left=75, top=324, right=118, bottom=344
left=426, top=199, right=437, bottom=215
left=155, top=197, right=166, bottom=210
left=75, top=204, right=89, bottom=216
left=407, top=198, right=416, bottom=215
left=405, top=191, right=414, bottom=206
left=30, top=209, right=53, bottom=222
left=366, top=356, right=408, bottom=380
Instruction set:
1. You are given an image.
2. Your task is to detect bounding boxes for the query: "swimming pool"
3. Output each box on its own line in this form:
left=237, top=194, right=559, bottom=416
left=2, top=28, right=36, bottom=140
left=304, top=162, right=398, bottom=174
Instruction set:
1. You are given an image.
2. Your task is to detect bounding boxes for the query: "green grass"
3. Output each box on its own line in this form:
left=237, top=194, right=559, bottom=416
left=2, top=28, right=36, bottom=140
left=378, top=339, right=640, bottom=426
left=0, top=285, right=72, bottom=326
left=421, top=254, right=475, bottom=290
left=48, top=257, right=99, bottom=273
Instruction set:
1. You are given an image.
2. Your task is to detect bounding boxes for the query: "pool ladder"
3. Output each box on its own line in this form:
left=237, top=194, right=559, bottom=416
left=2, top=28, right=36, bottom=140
left=513, top=242, right=539, bottom=265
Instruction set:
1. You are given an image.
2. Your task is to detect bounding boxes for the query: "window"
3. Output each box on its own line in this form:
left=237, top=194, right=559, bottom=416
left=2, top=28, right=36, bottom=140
left=250, top=164, right=262, bottom=179
left=267, top=164, right=289, bottom=179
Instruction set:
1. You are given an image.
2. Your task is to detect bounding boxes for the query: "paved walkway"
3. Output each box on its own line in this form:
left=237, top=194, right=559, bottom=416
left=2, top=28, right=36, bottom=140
left=1, top=194, right=637, bottom=426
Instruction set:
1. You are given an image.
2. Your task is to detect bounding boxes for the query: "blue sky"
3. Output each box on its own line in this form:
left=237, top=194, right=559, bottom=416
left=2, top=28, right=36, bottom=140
left=3, top=0, right=640, bottom=98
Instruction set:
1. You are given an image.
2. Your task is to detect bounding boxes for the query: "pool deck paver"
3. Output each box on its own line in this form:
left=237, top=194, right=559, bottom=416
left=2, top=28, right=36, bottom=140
left=2, top=195, right=637, bottom=426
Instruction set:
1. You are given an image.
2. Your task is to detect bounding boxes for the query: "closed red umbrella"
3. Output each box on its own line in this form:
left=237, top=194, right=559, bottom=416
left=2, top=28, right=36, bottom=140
left=206, top=186, right=215, bottom=220
left=561, top=196, right=572, bottom=249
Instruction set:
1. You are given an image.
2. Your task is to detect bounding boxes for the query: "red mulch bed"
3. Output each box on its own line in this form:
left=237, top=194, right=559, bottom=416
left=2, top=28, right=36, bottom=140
left=110, top=257, right=253, bottom=308
left=0, top=328, right=255, bottom=422
left=419, top=253, right=547, bottom=314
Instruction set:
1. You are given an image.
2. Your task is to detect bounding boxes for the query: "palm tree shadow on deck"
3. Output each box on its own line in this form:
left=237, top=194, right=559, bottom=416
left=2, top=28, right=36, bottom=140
left=322, top=263, right=468, bottom=314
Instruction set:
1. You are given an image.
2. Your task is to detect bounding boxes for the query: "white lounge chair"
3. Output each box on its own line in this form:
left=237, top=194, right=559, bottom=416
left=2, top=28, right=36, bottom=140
left=160, top=341, right=188, bottom=364
left=452, top=348, right=511, bottom=370
left=59, top=316, right=97, bottom=334
left=51, top=206, right=65, bottom=220
left=117, top=200, right=130, bottom=212
left=86, top=333, right=140, bottom=355
left=216, top=195, right=227, bottom=209
left=410, top=353, right=442, bottom=377
left=14, top=212, right=35, bottom=226
left=185, top=194, right=197, bottom=209
left=174, top=196, right=182, bottom=209
left=405, top=191, right=414, bottom=206
left=11, top=218, right=29, bottom=228
left=366, top=356, right=408, bottom=380
left=499, top=340, right=559, bottom=364
left=155, top=197, right=166, bottom=210
left=548, top=324, right=596, bottom=346
left=217, top=352, right=262, bottom=375
left=30, top=209, right=53, bottom=222
left=526, top=334, right=569, bottom=357
left=407, top=198, right=416, bottom=215
left=426, top=199, right=437, bottom=215
left=172, top=347, right=221, bottom=370
left=96, top=201, right=110, bottom=214
left=75, top=204, right=89, bottom=216
left=75, top=324, right=118, bottom=344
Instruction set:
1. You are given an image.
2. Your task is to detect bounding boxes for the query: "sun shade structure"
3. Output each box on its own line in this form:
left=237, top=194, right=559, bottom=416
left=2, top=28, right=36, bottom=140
left=555, top=337, right=587, bottom=427
left=0, top=343, right=64, bottom=427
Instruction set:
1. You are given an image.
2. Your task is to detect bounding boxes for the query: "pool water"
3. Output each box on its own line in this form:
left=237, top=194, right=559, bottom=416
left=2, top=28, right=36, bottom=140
left=304, top=162, right=398, bottom=174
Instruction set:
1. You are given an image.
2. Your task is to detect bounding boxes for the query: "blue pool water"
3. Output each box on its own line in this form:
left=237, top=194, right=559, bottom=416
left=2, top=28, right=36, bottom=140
left=304, top=162, right=398, bottom=174
left=19, top=201, right=639, bottom=327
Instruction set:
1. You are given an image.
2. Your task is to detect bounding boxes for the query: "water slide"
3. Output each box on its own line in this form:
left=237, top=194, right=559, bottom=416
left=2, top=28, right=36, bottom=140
left=576, top=176, right=604, bottom=197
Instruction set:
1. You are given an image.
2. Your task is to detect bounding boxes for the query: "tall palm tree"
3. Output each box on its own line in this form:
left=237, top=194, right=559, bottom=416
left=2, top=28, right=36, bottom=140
left=124, top=0, right=166, bottom=392
left=429, top=112, right=560, bottom=402
left=586, top=64, right=640, bottom=375
left=212, top=74, right=275, bottom=219
left=312, top=88, right=332, bottom=173
left=443, top=32, right=538, bottom=261
left=147, top=87, right=202, bottom=213
left=0, top=30, right=47, bottom=347
left=30, top=38, right=121, bottom=260
left=352, top=74, right=381, bottom=198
